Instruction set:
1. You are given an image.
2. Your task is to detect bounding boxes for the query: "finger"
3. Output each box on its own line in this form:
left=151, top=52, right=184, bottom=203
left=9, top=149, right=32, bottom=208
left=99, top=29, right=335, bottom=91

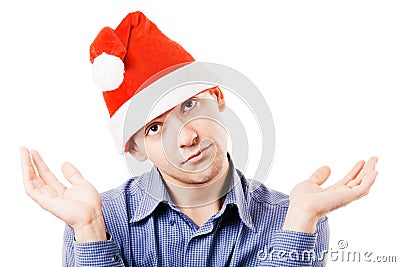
left=62, top=162, right=84, bottom=185
left=324, top=170, right=376, bottom=209
left=21, top=148, right=50, bottom=191
left=363, top=156, right=378, bottom=171
left=308, top=166, right=331, bottom=186
left=20, top=147, right=37, bottom=182
left=350, top=169, right=378, bottom=199
left=336, top=160, right=365, bottom=186
left=347, top=157, right=379, bottom=188
left=30, top=150, right=56, bottom=183
left=31, top=150, right=66, bottom=194
left=20, top=147, right=43, bottom=197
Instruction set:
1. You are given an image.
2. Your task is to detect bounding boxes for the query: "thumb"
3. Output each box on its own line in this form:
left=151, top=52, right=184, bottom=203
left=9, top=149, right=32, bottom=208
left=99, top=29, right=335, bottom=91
left=308, top=165, right=331, bottom=186
left=62, top=162, right=84, bottom=185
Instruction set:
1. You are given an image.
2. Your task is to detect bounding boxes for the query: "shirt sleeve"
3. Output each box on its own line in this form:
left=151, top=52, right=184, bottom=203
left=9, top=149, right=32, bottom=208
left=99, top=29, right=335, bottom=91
left=63, top=224, right=126, bottom=267
left=258, top=216, right=329, bottom=267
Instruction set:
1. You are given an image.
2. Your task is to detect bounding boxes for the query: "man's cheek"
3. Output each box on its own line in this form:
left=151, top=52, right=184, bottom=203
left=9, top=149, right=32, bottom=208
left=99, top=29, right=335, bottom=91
left=162, top=130, right=187, bottom=161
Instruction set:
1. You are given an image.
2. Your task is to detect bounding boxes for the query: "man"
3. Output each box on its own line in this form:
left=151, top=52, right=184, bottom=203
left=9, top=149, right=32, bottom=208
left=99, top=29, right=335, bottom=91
left=21, top=11, right=378, bottom=266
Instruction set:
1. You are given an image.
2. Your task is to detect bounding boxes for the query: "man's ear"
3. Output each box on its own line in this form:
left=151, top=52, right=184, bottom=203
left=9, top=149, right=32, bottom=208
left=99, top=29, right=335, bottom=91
left=208, top=86, right=225, bottom=112
left=127, top=138, right=148, bottom=162
left=129, top=149, right=148, bottom=162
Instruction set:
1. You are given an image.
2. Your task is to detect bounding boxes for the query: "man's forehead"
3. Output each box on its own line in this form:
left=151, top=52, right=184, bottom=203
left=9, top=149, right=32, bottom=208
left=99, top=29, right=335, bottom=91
left=148, top=90, right=211, bottom=123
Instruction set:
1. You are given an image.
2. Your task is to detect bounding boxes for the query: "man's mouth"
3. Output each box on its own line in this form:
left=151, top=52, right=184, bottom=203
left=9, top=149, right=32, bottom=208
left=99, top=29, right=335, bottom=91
left=184, top=144, right=212, bottom=163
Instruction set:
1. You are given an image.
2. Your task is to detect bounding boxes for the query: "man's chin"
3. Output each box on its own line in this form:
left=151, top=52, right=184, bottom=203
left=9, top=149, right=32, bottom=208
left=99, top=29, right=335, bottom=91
left=181, top=166, right=225, bottom=186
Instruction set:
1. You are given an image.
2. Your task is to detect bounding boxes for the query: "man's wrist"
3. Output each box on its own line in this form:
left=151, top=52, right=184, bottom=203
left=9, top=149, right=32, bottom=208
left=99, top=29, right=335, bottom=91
left=73, top=215, right=107, bottom=243
left=282, top=205, right=318, bottom=234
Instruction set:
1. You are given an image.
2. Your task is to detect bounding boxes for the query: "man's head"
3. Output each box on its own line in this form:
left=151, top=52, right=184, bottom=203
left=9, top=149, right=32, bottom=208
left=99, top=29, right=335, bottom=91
left=90, top=12, right=216, bottom=156
left=128, top=87, right=229, bottom=186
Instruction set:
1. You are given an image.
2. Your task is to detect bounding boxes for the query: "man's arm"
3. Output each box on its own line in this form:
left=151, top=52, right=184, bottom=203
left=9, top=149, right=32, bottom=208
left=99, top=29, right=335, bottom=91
left=259, top=157, right=377, bottom=267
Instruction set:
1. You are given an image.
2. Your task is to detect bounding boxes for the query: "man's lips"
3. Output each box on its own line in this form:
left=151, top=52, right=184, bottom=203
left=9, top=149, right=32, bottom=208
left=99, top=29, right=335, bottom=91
left=184, top=144, right=211, bottom=163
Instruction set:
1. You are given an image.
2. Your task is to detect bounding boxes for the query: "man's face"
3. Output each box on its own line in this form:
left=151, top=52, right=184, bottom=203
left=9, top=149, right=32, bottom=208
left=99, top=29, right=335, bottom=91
left=130, top=88, right=228, bottom=186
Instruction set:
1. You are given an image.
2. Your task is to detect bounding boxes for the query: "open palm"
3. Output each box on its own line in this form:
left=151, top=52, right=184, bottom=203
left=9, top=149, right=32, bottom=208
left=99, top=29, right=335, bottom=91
left=20, top=148, right=103, bottom=231
left=284, top=157, right=378, bottom=233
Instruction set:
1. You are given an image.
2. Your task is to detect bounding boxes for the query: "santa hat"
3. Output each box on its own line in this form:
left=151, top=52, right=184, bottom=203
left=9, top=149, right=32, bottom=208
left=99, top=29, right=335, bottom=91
left=90, top=11, right=216, bottom=154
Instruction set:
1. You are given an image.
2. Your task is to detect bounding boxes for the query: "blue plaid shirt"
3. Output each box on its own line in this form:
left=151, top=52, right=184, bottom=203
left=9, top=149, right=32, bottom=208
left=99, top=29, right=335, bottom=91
left=63, top=159, right=329, bottom=266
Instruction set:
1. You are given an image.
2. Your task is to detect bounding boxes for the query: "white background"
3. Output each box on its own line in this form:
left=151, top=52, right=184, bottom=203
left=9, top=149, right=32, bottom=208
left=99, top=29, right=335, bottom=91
left=1, top=1, right=399, bottom=266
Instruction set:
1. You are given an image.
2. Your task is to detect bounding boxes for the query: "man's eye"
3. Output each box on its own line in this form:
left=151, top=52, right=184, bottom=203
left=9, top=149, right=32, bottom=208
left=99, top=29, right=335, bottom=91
left=146, top=124, right=162, bottom=136
left=182, top=98, right=198, bottom=112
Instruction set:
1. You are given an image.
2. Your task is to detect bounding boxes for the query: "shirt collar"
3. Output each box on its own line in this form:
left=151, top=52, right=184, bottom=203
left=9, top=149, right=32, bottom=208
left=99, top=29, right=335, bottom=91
left=222, top=158, right=255, bottom=230
left=130, top=155, right=255, bottom=231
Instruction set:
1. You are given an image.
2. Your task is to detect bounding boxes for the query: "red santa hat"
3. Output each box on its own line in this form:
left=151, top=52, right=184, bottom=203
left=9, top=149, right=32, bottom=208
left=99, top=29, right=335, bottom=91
left=90, top=11, right=215, bottom=154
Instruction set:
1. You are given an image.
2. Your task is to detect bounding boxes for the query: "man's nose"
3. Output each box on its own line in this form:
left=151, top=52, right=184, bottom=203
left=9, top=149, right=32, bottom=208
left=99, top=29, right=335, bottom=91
left=178, top=122, right=198, bottom=148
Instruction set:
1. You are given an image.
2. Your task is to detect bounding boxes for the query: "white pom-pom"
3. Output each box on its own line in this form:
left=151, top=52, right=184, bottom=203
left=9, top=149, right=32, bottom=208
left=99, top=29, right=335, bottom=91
left=92, top=52, right=125, bottom=91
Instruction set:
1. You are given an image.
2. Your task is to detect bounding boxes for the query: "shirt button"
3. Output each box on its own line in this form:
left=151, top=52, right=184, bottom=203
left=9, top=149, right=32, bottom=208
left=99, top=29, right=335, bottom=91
left=111, top=255, right=120, bottom=262
left=169, top=219, right=175, bottom=225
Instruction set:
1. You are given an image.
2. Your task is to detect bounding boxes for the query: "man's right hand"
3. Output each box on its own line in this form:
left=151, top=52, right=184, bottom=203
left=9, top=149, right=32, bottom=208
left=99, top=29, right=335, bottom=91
left=20, top=147, right=107, bottom=243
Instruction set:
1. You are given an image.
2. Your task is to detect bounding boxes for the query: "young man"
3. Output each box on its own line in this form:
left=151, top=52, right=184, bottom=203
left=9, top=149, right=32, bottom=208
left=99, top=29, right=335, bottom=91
left=21, top=11, right=378, bottom=266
